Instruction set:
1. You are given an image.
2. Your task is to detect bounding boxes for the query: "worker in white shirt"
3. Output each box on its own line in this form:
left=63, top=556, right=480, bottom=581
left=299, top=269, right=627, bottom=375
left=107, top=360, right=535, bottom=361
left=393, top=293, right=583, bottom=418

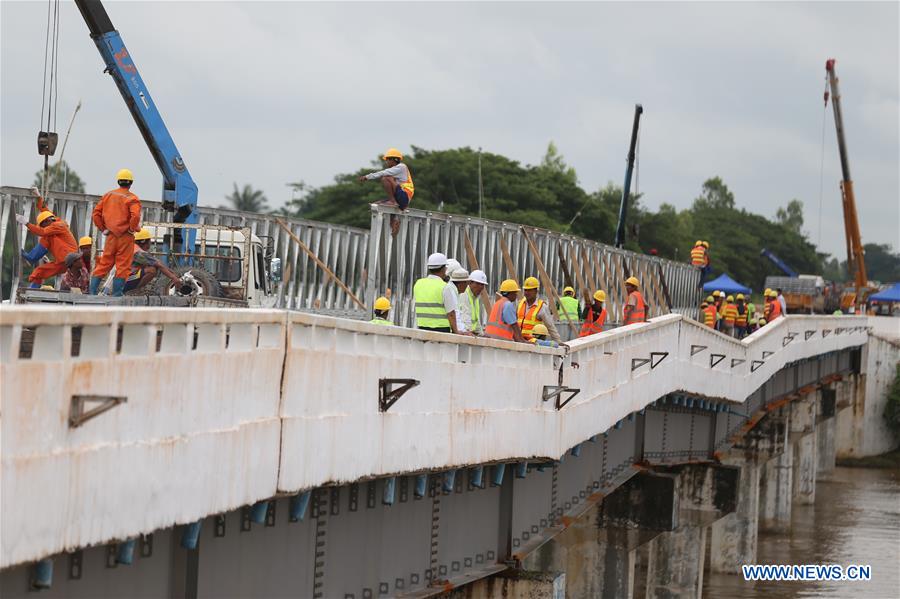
left=449, top=269, right=474, bottom=335
left=413, top=252, right=459, bottom=333
left=776, top=288, right=788, bottom=315
left=462, top=270, right=489, bottom=335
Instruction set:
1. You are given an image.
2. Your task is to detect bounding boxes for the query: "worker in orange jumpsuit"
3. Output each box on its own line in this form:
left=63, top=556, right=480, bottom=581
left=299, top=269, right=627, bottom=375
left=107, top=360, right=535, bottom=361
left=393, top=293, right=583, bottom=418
left=90, top=169, right=142, bottom=296
left=16, top=188, right=78, bottom=288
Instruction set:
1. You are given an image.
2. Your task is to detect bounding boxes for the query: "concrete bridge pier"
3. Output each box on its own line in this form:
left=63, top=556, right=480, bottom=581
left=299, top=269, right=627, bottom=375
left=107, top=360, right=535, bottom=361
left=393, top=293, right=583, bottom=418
left=758, top=407, right=793, bottom=533
left=643, top=465, right=738, bottom=599
left=708, top=454, right=760, bottom=574
left=816, top=387, right=838, bottom=475
left=790, top=394, right=818, bottom=505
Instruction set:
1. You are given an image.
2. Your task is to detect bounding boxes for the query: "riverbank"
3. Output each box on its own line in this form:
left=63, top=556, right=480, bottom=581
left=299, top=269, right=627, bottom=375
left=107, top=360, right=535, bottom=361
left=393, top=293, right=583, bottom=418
left=837, top=447, right=900, bottom=469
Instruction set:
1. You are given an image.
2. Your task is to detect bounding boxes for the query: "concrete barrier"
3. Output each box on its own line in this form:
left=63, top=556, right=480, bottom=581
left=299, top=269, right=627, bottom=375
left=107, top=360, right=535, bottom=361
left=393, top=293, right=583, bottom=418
left=0, top=308, right=868, bottom=568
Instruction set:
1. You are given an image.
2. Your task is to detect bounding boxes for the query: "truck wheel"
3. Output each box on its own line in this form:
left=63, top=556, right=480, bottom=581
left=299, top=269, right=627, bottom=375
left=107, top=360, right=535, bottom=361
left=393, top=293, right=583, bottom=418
left=154, top=266, right=224, bottom=298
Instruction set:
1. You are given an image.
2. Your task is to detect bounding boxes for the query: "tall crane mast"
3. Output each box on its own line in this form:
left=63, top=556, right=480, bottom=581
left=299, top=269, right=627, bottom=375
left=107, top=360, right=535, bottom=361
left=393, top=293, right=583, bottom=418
left=73, top=0, right=199, bottom=249
left=825, top=58, right=867, bottom=300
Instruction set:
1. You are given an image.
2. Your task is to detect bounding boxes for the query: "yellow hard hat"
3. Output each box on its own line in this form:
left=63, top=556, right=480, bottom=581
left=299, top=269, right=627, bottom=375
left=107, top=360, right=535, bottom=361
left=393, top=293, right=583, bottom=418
left=625, top=276, right=639, bottom=287
left=382, top=148, right=403, bottom=160
left=532, top=323, right=549, bottom=337
left=523, top=276, right=540, bottom=290
left=563, top=286, right=575, bottom=295
left=726, top=295, right=734, bottom=302
left=133, top=228, right=152, bottom=241
left=768, top=289, right=778, bottom=297
left=36, top=210, right=55, bottom=224
left=593, top=290, right=606, bottom=302
left=695, top=240, right=703, bottom=246
left=764, top=288, right=771, bottom=295
left=758, top=318, right=767, bottom=325
left=716, top=290, right=724, bottom=297
left=736, top=293, right=744, bottom=300
left=706, top=295, right=715, bottom=303
left=702, top=241, right=710, bottom=248
left=116, top=168, right=134, bottom=182
left=374, top=296, right=391, bottom=311
left=78, top=236, right=92, bottom=246
left=499, top=279, right=521, bottom=293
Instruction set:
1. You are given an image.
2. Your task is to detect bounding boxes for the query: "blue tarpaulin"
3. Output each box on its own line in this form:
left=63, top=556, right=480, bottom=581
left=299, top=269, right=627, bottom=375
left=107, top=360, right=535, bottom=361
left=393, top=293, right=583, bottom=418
left=702, top=273, right=752, bottom=296
left=869, top=283, right=900, bottom=303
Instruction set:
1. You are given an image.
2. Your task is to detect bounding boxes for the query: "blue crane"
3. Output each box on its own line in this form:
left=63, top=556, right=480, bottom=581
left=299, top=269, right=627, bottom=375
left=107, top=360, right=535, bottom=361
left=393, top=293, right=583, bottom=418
left=73, top=0, right=198, bottom=251
left=759, top=249, right=798, bottom=278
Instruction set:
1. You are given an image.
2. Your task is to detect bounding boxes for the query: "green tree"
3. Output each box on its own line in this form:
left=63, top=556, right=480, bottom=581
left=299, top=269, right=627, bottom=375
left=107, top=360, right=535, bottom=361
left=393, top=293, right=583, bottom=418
left=223, top=183, right=268, bottom=213
left=862, top=243, right=900, bottom=283
left=32, top=160, right=85, bottom=193
left=539, top=142, right=578, bottom=186
left=692, top=177, right=735, bottom=211
left=775, top=199, right=804, bottom=235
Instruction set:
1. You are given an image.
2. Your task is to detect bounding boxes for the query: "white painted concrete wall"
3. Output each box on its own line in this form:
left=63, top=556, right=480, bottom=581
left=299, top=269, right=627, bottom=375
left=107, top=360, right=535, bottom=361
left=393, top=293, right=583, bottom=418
left=1, top=308, right=868, bottom=568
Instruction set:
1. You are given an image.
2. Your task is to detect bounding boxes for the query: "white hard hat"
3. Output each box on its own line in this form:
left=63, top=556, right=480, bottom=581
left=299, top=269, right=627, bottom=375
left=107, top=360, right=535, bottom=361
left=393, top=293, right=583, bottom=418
left=450, top=268, right=470, bottom=282
left=469, top=270, right=488, bottom=285
left=427, top=252, right=448, bottom=268
left=446, top=258, right=461, bottom=274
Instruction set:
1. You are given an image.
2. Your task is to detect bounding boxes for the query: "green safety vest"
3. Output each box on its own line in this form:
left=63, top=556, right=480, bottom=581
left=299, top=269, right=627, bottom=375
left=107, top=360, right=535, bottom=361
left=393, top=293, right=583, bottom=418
left=467, top=288, right=482, bottom=334
left=369, top=317, right=393, bottom=326
left=413, top=277, right=450, bottom=329
left=558, top=296, right=580, bottom=322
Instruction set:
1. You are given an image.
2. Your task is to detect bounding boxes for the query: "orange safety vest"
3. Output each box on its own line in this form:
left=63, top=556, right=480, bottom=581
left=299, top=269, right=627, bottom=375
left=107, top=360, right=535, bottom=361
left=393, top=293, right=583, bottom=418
left=703, top=304, right=718, bottom=327
left=579, top=306, right=607, bottom=337
left=735, top=304, right=748, bottom=326
left=768, top=299, right=782, bottom=320
left=690, top=245, right=707, bottom=266
left=400, top=167, right=415, bottom=200
left=517, top=299, right=545, bottom=340
left=485, top=297, right=515, bottom=340
left=723, top=303, right=738, bottom=325
left=623, top=291, right=646, bottom=325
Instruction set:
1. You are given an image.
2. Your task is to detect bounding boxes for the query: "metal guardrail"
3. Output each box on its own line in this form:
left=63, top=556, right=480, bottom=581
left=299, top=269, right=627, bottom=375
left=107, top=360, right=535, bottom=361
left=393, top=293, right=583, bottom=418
left=1, top=187, right=369, bottom=310
left=366, top=205, right=701, bottom=328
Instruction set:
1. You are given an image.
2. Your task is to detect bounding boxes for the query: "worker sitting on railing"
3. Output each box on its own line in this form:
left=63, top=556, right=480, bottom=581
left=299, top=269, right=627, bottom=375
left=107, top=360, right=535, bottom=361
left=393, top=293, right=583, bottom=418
left=518, top=277, right=561, bottom=342
left=623, top=277, right=647, bottom=325
left=359, top=148, right=414, bottom=236
left=124, top=228, right=184, bottom=293
left=579, top=290, right=607, bottom=337
left=15, top=187, right=78, bottom=289
left=485, top=280, right=526, bottom=342
left=370, top=297, right=394, bottom=326
left=60, top=251, right=90, bottom=293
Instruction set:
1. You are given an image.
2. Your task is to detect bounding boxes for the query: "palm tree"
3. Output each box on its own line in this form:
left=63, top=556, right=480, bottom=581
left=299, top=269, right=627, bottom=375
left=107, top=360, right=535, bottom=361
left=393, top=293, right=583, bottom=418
left=223, top=183, right=269, bottom=213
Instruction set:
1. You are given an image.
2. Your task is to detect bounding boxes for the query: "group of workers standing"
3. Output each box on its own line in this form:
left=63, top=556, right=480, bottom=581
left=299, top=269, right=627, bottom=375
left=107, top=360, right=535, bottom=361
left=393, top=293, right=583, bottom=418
left=699, top=288, right=785, bottom=338
left=18, top=170, right=182, bottom=297
left=370, top=253, right=648, bottom=347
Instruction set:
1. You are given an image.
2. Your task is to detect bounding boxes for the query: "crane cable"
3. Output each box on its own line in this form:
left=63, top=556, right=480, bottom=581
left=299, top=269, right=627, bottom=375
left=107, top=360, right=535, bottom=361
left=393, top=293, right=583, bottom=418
left=817, top=77, right=829, bottom=249
left=38, top=0, right=62, bottom=197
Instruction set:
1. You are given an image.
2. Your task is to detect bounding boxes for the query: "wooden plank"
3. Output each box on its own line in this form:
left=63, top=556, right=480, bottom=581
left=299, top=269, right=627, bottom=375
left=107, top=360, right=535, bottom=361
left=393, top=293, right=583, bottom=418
left=276, top=218, right=366, bottom=310
left=498, top=232, right=518, bottom=281
left=569, top=244, right=592, bottom=306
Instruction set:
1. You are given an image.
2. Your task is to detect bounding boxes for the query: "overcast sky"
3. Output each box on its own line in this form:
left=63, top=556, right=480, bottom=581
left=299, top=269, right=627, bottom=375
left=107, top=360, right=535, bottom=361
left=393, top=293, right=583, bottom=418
left=2, top=1, right=898, bottom=259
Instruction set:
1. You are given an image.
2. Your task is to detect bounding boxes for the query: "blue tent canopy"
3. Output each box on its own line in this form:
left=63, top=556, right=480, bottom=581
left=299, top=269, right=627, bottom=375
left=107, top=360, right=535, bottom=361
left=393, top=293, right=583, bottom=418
left=702, top=273, right=752, bottom=296
left=869, top=283, right=900, bottom=303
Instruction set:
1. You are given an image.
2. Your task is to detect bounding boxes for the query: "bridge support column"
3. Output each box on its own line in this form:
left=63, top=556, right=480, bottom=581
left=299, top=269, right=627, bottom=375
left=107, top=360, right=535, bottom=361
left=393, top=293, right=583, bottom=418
left=758, top=405, right=792, bottom=533
left=790, top=394, right=817, bottom=505
left=709, top=454, right=760, bottom=574
left=644, top=464, right=738, bottom=599
left=816, top=387, right=837, bottom=476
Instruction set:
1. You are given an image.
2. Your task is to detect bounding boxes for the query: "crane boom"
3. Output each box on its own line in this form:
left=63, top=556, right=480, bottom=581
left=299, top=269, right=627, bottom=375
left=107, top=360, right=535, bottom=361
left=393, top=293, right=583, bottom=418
left=614, top=104, right=643, bottom=249
left=73, top=0, right=198, bottom=233
left=825, top=58, right=867, bottom=296
left=759, top=249, right=799, bottom=278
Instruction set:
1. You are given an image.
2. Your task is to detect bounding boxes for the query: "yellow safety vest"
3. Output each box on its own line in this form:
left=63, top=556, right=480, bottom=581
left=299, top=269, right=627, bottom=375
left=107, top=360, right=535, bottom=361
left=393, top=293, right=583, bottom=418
left=413, top=277, right=449, bottom=329
left=690, top=245, right=707, bottom=266
left=558, top=296, right=580, bottom=322
left=369, top=317, right=393, bottom=326
left=466, top=288, right=482, bottom=334
left=400, top=167, right=415, bottom=199
left=517, top=299, right=545, bottom=340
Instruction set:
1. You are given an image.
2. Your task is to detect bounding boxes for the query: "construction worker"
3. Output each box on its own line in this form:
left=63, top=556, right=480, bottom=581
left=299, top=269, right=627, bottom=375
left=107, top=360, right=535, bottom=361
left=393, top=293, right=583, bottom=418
left=90, top=169, right=142, bottom=296
left=766, top=289, right=783, bottom=321
left=15, top=193, right=78, bottom=288
left=747, top=300, right=757, bottom=329
left=722, top=295, right=737, bottom=337
left=690, top=240, right=707, bottom=267
left=359, top=148, right=414, bottom=236
left=78, top=236, right=93, bottom=271
left=711, top=291, right=725, bottom=331
left=60, top=251, right=90, bottom=293
left=413, top=252, right=458, bottom=334
left=448, top=269, right=475, bottom=335
left=756, top=317, right=767, bottom=331
left=529, top=324, right=560, bottom=348
left=734, top=294, right=749, bottom=338
left=776, top=288, right=788, bottom=316
left=623, top=276, right=646, bottom=326
left=557, top=286, right=581, bottom=325
left=370, top=297, right=393, bottom=325
left=485, top=279, right=526, bottom=342
left=702, top=296, right=718, bottom=328
left=579, top=290, right=607, bottom=337
left=518, top=276, right=561, bottom=342
left=459, top=269, right=488, bottom=335
left=124, top=228, right=184, bottom=293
